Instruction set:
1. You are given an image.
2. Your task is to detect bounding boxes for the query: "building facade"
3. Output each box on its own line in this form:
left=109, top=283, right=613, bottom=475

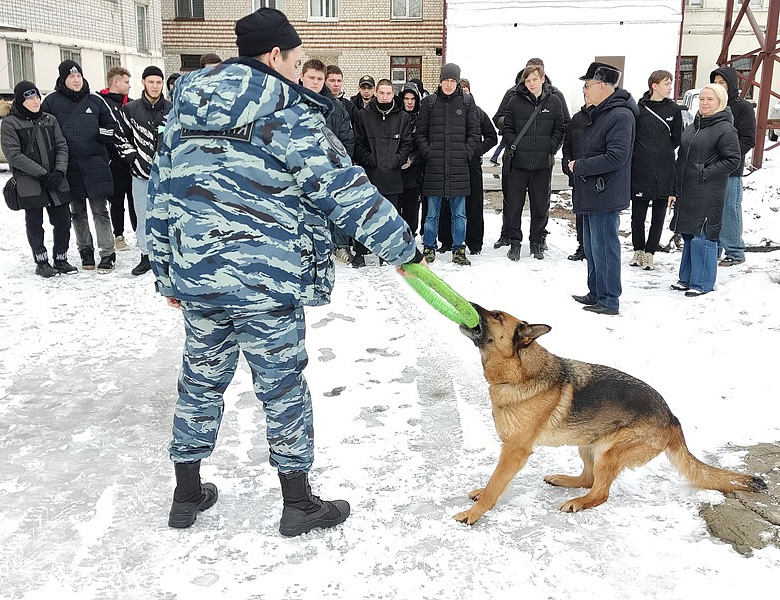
left=161, top=0, right=445, bottom=95
left=680, top=0, right=780, bottom=99
left=0, top=0, right=164, bottom=96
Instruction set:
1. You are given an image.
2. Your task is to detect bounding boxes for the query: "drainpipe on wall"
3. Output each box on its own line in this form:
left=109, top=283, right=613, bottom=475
left=675, top=0, right=686, bottom=101
left=442, top=0, right=447, bottom=64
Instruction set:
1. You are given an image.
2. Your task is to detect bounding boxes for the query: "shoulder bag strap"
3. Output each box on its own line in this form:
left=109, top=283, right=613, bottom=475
left=507, top=96, right=548, bottom=157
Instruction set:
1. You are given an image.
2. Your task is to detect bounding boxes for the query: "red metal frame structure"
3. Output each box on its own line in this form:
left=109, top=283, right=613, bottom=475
left=717, top=0, right=780, bottom=170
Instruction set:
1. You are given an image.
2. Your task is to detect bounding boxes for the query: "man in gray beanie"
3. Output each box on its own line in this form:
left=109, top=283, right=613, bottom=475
left=148, top=7, right=424, bottom=537
left=416, top=62, right=480, bottom=265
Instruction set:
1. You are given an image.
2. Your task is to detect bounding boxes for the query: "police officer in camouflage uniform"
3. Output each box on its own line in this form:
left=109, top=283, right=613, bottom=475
left=147, top=8, right=423, bottom=537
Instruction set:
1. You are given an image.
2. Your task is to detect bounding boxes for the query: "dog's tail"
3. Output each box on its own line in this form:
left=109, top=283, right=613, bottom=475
left=664, top=425, right=767, bottom=493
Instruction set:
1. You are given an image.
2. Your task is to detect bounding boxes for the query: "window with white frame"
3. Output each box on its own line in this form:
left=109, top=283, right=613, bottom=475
left=136, top=4, right=150, bottom=53
left=177, top=0, right=205, bottom=18
left=749, top=0, right=762, bottom=7
left=309, top=0, right=337, bottom=19
left=7, top=42, right=34, bottom=88
left=684, top=0, right=702, bottom=6
left=252, top=0, right=282, bottom=10
left=392, top=0, right=422, bottom=19
left=60, top=47, right=82, bottom=65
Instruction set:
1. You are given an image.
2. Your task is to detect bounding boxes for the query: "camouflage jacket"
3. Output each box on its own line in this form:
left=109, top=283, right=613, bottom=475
left=148, top=57, right=418, bottom=309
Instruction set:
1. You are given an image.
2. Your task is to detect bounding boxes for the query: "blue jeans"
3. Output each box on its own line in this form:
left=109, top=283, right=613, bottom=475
left=582, top=211, right=622, bottom=310
left=718, top=176, right=745, bottom=260
left=423, top=195, right=466, bottom=249
left=679, top=230, right=718, bottom=293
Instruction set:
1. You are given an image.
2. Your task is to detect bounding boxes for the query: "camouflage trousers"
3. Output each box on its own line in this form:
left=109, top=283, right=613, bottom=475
left=170, top=302, right=314, bottom=473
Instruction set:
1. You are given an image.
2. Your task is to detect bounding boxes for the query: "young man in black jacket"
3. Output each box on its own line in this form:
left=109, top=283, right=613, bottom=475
left=438, top=78, right=497, bottom=255
left=42, top=60, right=118, bottom=272
left=710, top=65, right=756, bottom=267
left=416, top=63, right=480, bottom=266
left=353, top=78, right=412, bottom=267
left=502, top=65, right=566, bottom=260
left=119, top=66, right=173, bottom=275
left=98, top=66, right=135, bottom=252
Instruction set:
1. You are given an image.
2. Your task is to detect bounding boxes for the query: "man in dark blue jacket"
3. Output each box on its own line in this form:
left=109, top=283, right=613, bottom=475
left=569, top=62, right=638, bottom=315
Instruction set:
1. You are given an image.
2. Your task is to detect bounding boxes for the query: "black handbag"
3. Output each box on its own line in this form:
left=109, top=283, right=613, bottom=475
left=4, top=120, right=43, bottom=211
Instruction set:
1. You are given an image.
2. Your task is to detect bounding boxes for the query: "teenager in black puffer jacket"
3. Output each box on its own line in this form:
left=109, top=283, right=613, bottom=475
left=1, top=82, right=75, bottom=277
left=629, top=70, right=683, bottom=270
left=501, top=66, right=566, bottom=260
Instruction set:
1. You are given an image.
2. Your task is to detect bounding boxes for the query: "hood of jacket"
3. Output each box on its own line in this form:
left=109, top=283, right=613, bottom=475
left=173, top=57, right=332, bottom=133
left=590, top=88, right=640, bottom=120
left=0, top=100, right=11, bottom=118
left=55, top=76, right=90, bottom=101
left=710, top=66, right=740, bottom=102
left=399, top=82, right=421, bottom=113
left=99, top=89, right=129, bottom=107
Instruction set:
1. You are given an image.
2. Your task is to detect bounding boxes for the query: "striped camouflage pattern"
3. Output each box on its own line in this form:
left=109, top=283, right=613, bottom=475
left=171, top=303, right=314, bottom=472
left=147, top=57, right=417, bottom=310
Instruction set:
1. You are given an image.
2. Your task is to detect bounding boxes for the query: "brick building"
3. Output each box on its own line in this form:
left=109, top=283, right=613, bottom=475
left=0, top=0, right=163, bottom=95
left=161, top=0, right=445, bottom=95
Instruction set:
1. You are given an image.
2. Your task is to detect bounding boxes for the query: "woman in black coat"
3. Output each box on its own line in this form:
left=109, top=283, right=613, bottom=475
left=1, top=81, right=75, bottom=277
left=630, top=70, right=682, bottom=270
left=668, top=84, right=740, bottom=296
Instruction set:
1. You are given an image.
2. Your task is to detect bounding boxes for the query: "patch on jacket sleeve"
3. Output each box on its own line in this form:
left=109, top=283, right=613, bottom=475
left=321, top=126, right=348, bottom=158
left=180, top=122, right=255, bottom=142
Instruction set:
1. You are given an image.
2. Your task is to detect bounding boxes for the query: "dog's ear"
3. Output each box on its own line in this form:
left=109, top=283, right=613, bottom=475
left=513, top=323, right=552, bottom=350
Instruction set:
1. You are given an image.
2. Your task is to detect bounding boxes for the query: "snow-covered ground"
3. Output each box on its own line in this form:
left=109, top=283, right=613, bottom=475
left=1, top=158, right=779, bottom=600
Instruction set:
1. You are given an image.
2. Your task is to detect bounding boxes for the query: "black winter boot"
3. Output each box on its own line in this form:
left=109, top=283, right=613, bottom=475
left=131, top=254, right=151, bottom=276
left=278, top=471, right=350, bottom=537
left=168, top=460, right=218, bottom=528
left=507, top=242, right=521, bottom=262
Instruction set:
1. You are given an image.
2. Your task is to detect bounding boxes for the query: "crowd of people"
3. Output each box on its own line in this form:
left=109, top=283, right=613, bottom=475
left=0, top=5, right=756, bottom=537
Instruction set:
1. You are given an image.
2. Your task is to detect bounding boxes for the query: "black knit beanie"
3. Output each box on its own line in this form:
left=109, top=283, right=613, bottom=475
left=58, top=60, right=83, bottom=80
left=142, top=66, right=164, bottom=80
left=235, top=8, right=302, bottom=57
left=14, top=80, right=41, bottom=105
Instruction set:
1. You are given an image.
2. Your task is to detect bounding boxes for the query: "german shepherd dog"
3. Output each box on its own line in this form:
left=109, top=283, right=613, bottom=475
left=455, top=304, right=766, bottom=525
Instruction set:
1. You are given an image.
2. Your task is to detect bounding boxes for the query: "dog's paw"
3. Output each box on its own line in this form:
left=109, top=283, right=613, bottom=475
left=453, top=509, right=482, bottom=525
left=559, top=499, right=585, bottom=513
left=467, top=488, right=485, bottom=501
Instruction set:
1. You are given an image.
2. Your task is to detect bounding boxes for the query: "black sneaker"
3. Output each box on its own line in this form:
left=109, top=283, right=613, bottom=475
left=97, top=252, right=116, bottom=273
left=35, top=261, right=59, bottom=278
left=80, top=248, right=95, bottom=270
left=567, top=246, right=585, bottom=261
left=507, top=243, right=521, bottom=262
left=53, top=260, right=78, bottom=275
left=531, top=243, right=544, bottom=260
left=351, top=253, right=366, bottom=269
left=131, top=254, right=151, bottom=276
left=438, top=244, right=452, bottom=253
left=493, top=237, right=510, bottom=249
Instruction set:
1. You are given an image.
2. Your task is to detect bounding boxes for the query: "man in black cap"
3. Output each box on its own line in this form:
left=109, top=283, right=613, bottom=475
left=118, top=65, right=172, bottom=276
left=569, top=62, right=639, bottom=316
left=42, top=60, right=118, bottom=272
left=350, top=75, right=375, bottom=109
left=147, top=7, right=423, bottom=537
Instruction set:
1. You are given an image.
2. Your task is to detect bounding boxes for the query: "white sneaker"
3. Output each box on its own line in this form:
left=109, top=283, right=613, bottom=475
left=115, top=235, right=130, bottom=251
left=642, top=252, right=655, bottom=270
left=629, top=250, right=644, bottom=267
left=334, top=248, right=353, bottom=264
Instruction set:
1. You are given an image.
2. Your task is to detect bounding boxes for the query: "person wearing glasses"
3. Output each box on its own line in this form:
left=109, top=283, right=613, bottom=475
left=569, top=62, right=639, bottom=316
left=1, top=81, right=75, bottom=277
